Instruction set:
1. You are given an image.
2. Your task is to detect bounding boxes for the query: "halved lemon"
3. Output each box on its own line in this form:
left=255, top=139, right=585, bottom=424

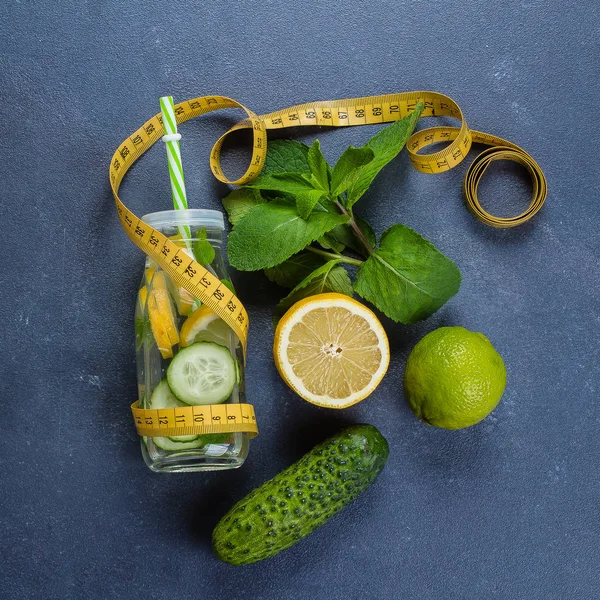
left=180, top=305, right=232, bottom=348
left=273, top=293, right=390, bottom=408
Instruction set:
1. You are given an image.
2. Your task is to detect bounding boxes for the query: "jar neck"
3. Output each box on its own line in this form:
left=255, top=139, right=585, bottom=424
left=141, top=209, right=225, bottom=244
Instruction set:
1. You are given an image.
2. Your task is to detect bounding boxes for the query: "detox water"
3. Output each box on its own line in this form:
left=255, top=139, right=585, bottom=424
left=135, top=209, right=249, bottom=472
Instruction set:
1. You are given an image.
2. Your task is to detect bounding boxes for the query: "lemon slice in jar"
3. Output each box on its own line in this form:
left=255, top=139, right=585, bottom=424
left=180, top=305, right=232, bottom=348
left=147, top=271, right=180, bottom=358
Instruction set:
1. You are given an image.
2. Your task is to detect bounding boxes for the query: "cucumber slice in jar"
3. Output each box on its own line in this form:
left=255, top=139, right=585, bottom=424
left=148, top=379, right=201, bottom=446
left=143, top=434, right=209, bottom=452
left=167, top=342, right=236, bottom=405
left=150, top=436, right=205, bottom=451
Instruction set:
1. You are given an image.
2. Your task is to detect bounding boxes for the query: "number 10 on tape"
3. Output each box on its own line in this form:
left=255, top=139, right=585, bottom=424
left=131, top=401, right=258, bottom=438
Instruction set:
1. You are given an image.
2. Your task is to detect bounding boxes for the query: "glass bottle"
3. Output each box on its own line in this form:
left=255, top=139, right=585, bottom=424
left=135, top=209, right=249, bottom=472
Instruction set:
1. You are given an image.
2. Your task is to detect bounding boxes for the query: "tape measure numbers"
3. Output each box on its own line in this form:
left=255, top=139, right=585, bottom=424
left=111, top=91, right=547, bottom=439
left=131, top=401, right=258, bottom=438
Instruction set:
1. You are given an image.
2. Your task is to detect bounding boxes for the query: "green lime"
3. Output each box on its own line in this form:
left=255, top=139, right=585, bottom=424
left=403, top=326, right=506, bottom=429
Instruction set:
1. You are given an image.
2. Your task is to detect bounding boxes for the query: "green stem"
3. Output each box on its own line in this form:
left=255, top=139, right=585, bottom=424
left=333, top=199, right=374, bottom=255
left=306, top=245, right=363, bottom=267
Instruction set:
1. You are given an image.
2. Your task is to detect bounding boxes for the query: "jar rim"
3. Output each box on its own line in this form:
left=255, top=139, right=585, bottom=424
left=141, top=209, right=224, bottom=230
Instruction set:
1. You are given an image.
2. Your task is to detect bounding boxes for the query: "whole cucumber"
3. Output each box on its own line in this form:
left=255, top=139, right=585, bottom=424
left=212, top=424, right=389, bottom=565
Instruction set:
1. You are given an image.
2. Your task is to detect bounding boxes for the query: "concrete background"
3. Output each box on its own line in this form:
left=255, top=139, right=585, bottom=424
left=1, top=1, right=598, bottom=598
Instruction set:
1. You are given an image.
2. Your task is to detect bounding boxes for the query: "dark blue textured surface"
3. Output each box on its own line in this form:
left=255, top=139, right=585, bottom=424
left=1, top=2, right=598, bottom=598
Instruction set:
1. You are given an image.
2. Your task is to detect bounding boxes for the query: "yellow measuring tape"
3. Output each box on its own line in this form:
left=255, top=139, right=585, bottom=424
left=132, top=401, right=257, bottom=438
left=111, top=90, right=546, bottom=439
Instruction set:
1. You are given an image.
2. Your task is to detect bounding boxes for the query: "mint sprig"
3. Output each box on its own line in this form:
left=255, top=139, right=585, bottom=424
left=222, top=103, right=462, bottom=324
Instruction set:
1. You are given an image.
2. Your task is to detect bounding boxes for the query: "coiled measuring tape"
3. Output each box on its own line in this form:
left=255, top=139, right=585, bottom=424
left=111, top=91, right=546, bottom=438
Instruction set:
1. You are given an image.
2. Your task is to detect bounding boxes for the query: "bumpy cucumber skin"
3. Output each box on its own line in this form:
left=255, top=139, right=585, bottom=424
left=212, top=424, right=389, bottom=565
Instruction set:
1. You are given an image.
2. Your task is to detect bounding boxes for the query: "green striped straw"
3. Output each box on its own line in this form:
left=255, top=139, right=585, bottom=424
left=159, top=95, right=193, bottom=247
left=160, top=95, right=202, bottom=310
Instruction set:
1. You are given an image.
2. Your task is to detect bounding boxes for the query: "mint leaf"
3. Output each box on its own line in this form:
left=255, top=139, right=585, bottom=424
left=263, top=140, right=310, bottom=175
left=295, top=189, right=328, bottom=219
left=355, top=214, right=377, bottom=248
left=246, top=172, right=316, bottom=195
left=330, top=146, right=374, bottom=197
left=345, top=104, right=423, bottom=208
left=135, top=317, right=149, bottom=351
left=327, top=214, right=376, bottom=257
left=222, top=188, right=265, bottom=225
left=307, top=140, right=330, bottom=191
left=316, top=196, right=341, bottom=214
left=193, top=228, right=216, bottom=266
left=274, top=260, right=353, bottom=322
left=264, top=251, right=325, bottom=288
left=228, top=199, right=348, bottom=270
left=354, top=223, right=461, bottom=323
left=317, top=233, right=345, bottom=253
left=246, top=173, right=325, bottom=218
